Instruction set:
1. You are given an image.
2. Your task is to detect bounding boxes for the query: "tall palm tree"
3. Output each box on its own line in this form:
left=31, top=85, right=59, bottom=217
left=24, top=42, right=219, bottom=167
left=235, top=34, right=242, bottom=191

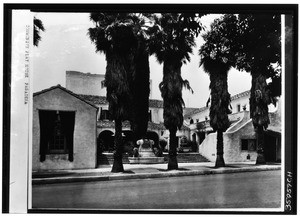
left=34, top=16, right=45, bottom=47
left=235, top=14, right=281, bottom=164
left=199, top=14, right=239, bottom=167
left=129, top=14, right=151, bottom=142
left=89, top=13, right=151, bottom=172
left=148, top=13, right=201, bottom=170
left=200, top=58, right=231, bottom=167
left=89, top=13, right=138, bottom=172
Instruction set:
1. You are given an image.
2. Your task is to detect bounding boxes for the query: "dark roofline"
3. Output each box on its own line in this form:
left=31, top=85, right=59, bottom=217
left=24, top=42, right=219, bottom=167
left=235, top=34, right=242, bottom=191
left=33, top=84, right=98, bottom=109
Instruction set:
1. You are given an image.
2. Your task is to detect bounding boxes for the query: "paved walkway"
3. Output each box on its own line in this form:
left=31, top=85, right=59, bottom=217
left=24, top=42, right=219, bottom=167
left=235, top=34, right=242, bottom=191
left=32, top=162, right=281, bottom=185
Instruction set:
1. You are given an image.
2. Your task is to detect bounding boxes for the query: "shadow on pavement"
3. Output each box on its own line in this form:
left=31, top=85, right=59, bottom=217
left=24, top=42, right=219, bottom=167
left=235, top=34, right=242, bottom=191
left=32, top=172, right=77, bottom=178
left=122, top=170, right=135, bottom=174
left=157, top=168, right=190, bottom=172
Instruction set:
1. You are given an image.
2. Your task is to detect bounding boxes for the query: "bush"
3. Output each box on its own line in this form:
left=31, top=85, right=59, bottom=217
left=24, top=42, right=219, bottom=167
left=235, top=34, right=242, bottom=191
left=186, top=140, right=198, bottom=152
left=159, top=139, right=168, bottom=152
left=124, top=141, right=134, bottom=156
left=153, top=147, right=163, bottom=157
left=177, top=147, right=184, bottom=153
left=133, top=147, right=139, bottom=157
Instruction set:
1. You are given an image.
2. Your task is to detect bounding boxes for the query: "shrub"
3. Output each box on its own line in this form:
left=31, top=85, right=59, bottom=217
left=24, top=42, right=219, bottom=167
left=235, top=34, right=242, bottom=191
left=124, top=141, right=134, bottom=156
left=153, top=147, right=163, bottom=157
left=159, top=139, right=168, bottom=152
left=133, top=147, right=139, bottom=157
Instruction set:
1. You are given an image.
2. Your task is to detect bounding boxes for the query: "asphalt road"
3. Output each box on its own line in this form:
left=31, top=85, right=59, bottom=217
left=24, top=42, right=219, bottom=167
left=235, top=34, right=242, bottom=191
left=32, top=170, right=281, bottom=210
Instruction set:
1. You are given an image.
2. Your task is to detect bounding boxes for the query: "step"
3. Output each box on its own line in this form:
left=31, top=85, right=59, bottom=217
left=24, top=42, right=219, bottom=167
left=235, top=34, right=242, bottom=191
left=97, top=152, right=210, bottom=166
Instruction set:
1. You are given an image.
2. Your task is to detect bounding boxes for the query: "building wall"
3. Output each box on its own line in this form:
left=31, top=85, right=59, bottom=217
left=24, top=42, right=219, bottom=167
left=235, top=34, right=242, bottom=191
left=149, top=107, right=164, bottom=124
left=33, top=88, right=97, bottom=171
left=231, top=95, right=250, bottom=113
left=188, top=109, right=209, bottom=124
left=66, top=71, right=106, bottom=96
left=199, top=111, right=257, bottom=162
left=66, top=70, right=154, bottom=99
left=187, top=91, right=277, bottom=126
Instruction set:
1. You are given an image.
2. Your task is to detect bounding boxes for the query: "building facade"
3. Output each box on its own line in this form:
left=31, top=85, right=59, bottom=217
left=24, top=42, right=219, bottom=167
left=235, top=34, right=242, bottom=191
left=32, top=85, right=98, bottom=171
left=32, top=71, right=281, bottom=171
left=184, top=91, right=281, bottom=163
left=66, top=71, right=196, bottom=152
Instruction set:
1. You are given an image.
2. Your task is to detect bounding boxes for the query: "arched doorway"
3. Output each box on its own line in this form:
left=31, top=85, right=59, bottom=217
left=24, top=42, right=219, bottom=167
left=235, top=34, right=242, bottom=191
left=98, top=130, right=114, bottom=153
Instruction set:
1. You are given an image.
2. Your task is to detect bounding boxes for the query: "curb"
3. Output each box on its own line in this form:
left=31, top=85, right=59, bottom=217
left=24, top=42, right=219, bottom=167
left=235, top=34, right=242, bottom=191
left=32, top=165, right=281, bottom=185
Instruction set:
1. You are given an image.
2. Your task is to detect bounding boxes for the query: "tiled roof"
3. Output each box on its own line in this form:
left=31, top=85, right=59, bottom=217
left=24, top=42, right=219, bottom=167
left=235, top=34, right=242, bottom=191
left=79, top=94, right=107, bottom=105
left=97, top=120, right=191, bottom=131
left=230, top=90, right=250, bottom=101
left=79, top=94, right=196, bottom=112
left=80, top=94, right=164, bottom=107
left=97, top=120, right=166, bottom=130
left=184, top=106, right=208, bottom=119
left=33, top=84, right=98, bottom=109
left=184, top=90, right=251, bottom=119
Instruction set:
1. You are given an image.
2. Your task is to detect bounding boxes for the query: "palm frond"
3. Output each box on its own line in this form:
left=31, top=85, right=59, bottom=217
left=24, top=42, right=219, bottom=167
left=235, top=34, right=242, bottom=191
left=33, top=17, right=45, bottom=47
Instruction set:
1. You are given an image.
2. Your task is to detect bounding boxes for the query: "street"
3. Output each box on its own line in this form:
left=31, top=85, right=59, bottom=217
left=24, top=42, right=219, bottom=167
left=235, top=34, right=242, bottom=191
left=32, top=170, right=281, bottom=209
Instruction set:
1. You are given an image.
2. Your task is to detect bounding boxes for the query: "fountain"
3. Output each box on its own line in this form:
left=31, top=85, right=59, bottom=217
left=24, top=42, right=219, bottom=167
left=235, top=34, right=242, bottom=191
left=128, top=139, right=165, bottom=164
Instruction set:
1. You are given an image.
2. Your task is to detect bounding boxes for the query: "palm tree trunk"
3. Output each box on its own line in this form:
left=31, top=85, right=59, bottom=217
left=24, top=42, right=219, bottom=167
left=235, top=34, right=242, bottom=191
left=168, top=127, right=178, bottom=170
left=215, top=129, right=225, bottom=167
left=111, top=118, right=124, bottom=172
left=256, top=125, right=266, bottom=164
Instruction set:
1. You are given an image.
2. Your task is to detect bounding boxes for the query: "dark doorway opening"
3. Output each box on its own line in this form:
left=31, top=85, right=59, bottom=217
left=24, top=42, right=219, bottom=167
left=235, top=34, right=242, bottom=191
left=198, top=132, right=206, bottom=144
left=264, top=132, right=280, bottom=162
left=98, top=130, right=114, bottom=153
left=39, top=110, right=75, bottom=162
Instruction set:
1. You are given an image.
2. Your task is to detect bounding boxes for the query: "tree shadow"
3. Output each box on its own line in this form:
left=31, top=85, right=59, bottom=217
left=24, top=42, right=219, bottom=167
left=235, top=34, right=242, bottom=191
left=157, top=168, right=190, bottom=172
left=205, top=165, right=239, bottom=169
left=122, top=170, right=135, bottom=174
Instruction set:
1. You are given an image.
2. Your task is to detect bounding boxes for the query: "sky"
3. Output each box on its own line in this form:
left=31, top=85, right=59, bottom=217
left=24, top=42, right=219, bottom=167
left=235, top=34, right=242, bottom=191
left=33, top=12, right=252, bottom=108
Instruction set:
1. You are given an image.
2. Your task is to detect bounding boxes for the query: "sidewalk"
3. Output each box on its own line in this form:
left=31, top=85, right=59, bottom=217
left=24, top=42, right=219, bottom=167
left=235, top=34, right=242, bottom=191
left=32, top=162, right=281, bottom=185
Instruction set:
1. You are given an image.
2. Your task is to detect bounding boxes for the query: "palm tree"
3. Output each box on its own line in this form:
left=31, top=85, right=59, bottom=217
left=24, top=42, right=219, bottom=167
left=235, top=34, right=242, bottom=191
left=89, top=13, right=138, bottom=172
left=235, top=14, right=281, bottom=164
left=199, top=14, right=239, bottom=167
left=34, top=16, right=45, bottom=47
left=148, top=13, right=202, bottom=170
left=200, top=58, right=231, bottom=167
left=129, top=14, right=151, bottom=142
left=89, top=13, right=151, bottom=172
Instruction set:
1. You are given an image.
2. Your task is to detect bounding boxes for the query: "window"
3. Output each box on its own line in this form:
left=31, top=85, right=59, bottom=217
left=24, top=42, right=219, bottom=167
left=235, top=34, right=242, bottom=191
left=39, top=110, right=75, bottom=161
left=196, top=119, right=199, bottom=123
left=241, top=139, right=257, bottom=151
left=190, top=119, right=194, bottom=124
left=237, top=104, right=241, bottom=112
left=49, top=112, right=67, bottom=154
left=100, top=109, right=110, bottom=120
